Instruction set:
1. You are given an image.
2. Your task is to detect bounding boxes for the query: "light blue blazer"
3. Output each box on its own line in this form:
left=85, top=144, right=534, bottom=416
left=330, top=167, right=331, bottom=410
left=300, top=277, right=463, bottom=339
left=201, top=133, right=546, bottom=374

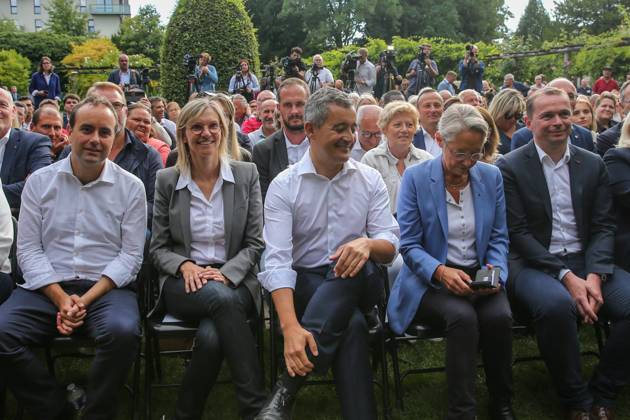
left=387, top=157, right=509, bottom=335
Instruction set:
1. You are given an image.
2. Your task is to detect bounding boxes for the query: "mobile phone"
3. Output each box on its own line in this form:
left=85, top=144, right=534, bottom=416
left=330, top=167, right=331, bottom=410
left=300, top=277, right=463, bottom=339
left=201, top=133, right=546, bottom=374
left=470, top=267, right=500, bottom=289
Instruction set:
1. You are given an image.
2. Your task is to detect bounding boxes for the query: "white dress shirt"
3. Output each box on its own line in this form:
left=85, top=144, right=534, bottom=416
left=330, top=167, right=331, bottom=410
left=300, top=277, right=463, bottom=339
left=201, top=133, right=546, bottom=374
left=0, top=181, right=13, bottom=273
left=248, top=128, right=267, bottom=146
left=305, top=67, right=334, bottom=92
left=422, top=129, right=442, bottom=157
left=361, top=141, right=432, bottom=214
left=0, top=128, right=11, bottom=170
left=259, top=152, right=400, bottom=292
left=284, top=133, right=310, bottom=165
left=17, top=158, right=147, bottom=290
left=119, top=70, right=130, bottom=85
left=176, top=163, right=233, bottom=266
left=445, top=184, right=478, bottom=267
left=535, top=142, right=582, bottom=279
left=355, top=60, right=376, bottom=95
left=351, top=137, right=381, bottom=162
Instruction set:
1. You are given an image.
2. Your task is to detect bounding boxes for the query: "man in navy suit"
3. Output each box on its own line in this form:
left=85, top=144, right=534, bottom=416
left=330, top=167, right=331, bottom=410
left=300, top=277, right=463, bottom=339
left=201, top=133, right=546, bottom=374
left=0, top=89, right=52, bottom=210
left=510, top=78, right=595, bottom=153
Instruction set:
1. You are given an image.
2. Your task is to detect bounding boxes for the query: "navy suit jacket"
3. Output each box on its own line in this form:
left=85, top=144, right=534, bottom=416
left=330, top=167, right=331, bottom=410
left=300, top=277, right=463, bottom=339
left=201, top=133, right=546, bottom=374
left=603, top=147, right=630, bottom=273
left=1, top=129, right=52, bottom=209
left=387, top=157, right=509, bottom=335
left=412, top=128, right=427, bottom=151
left=28, top=72, right=62, bottom=108
left=509, top=123, right=594, bottom=153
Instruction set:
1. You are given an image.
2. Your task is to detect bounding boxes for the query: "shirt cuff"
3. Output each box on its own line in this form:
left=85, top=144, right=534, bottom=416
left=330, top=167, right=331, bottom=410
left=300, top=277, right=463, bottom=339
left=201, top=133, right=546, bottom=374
left=371, top=232, right=400, bottom=255
left=558, top=269, right=571, bottom=282
left=258, top=268, right=297, bottom=293
left=21, top=271, right=63, bottom=290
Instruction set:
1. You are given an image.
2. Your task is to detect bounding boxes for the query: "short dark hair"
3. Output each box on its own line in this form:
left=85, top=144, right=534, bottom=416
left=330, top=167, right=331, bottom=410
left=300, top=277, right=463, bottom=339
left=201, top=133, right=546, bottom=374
left=18, top=96, right=31, bottom=102
left=526, top=87, right=569, bottom=118
left=64, top=94, right=80, bottom=104
left=149, top=96, right=165, bottom=106
left=14, top=102, right=26, bottom=110
left=69, top=96, right=119, bottom=133
left=31, top=106, right=61, bottom=126
left=290, top=46, right=302, bottom=55
left=277, top=78, right=310, bottom=103
left=381, top=90, right=406, bottom=106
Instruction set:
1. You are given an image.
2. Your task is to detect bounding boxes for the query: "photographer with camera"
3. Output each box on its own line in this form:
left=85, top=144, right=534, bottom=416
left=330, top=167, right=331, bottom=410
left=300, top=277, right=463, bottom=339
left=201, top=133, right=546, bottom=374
left=108, top=54, right=141, bottom=92
left=228, top=59, right=260, bottom=102
left=305, top=54, right=334, bottom=93
left=282, top=46, right=307, bottom=80
left=459, top=44, right=485, bottom=94
left=375, top=47, right=402, bottom=99
left=194, top=52, right=218, bottom=93
left=355, top=48, right=377, bottom=95
left=406, top=44, right=438, bottom=96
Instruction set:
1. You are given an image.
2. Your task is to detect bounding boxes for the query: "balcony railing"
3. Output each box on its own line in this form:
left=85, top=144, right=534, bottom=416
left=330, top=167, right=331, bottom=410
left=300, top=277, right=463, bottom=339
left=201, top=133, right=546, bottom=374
left=89, top=4, right=131, bottom=15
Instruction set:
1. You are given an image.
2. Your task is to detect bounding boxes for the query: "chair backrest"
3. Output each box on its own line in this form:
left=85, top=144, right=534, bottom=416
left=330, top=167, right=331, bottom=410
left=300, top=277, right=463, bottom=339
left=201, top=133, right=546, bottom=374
left=9, top=216, right=24, bottom=286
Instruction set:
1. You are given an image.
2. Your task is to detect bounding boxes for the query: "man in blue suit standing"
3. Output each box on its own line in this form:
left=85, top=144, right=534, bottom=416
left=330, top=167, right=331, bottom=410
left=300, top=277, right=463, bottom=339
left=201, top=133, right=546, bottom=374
left=510, top=78, right=594, bottom=153
left=0, top=88, right=52, bottom=211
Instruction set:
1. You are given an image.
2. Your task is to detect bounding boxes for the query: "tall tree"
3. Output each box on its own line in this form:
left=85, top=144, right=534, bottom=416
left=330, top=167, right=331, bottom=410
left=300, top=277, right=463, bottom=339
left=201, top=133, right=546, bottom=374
left=281, top=0, right=362, bottom=49
left=245, top=0, right=307, bottom=60
left=112, top=5, right=165, bottom=63
left=398, top=0, right=462, bottom=40
left=356, top=0, right=403, bottom=42
left=515, top=0, right=554, bottom=45
left=554, top=0, right=630, bottom=35
left=45, top=0, right=88, bottom=36
left=456, top=0, right=511, bottom=41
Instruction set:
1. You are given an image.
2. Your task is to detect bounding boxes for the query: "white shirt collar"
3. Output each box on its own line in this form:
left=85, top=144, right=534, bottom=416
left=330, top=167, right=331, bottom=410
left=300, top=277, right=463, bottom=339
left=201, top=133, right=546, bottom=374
left=176, top=159, right=235, bottom=190
left=0, top=128, right=11, bottom=144
left=283, top=131, right=309, bottom=148
left=534, top=141, right=571, bottom=166
left=295, top=149, right=358, bottom=178
left=60, top=155, right=116, bottom=185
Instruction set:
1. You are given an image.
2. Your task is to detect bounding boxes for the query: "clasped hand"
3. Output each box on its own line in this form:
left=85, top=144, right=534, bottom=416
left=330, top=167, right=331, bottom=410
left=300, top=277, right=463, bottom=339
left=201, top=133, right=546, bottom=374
left=180, top=261, right=229, bottom=293
left=56, top=294, right=86, bottom=336
left=562, top=272, right=603, bottom=324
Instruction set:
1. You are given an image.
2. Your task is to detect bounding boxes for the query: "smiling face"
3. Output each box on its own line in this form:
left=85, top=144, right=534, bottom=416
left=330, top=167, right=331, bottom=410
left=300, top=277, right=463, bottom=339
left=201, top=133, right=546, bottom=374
left=417, top=92, right=443, bottom=128
left=32, top=111, right=63, bottom=144
left=182, top=107, right=224, bottom=164
left=571, top=101, right=593, bottom=129
left=526, top=92, right=573, bottom=148
left=595, top=97, right=616, bottom=125
left=384, top=112, right=416, bottom=151
left=0, top=90, right=16, bottom=138
left=126, top=107, right=152, bottom=142
left=306, top=104, right=356, bottom=166
left=69, top=104, right=117, bottom=168
left=259, top=100, right=277, bottom=132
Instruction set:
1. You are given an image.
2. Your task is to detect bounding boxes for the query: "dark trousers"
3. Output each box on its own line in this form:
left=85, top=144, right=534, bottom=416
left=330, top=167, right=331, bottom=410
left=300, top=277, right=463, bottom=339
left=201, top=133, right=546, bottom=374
left=163, top=277, right=266, bottom=420
left=0, top=281, right=140, bottom=420
left=509, top=254, right=630, bottom=410
left=0, top=271, right=12, bottom=305
left=293, top=261, right=384, bottom=420
left=415, top=285, right=513, bottom=420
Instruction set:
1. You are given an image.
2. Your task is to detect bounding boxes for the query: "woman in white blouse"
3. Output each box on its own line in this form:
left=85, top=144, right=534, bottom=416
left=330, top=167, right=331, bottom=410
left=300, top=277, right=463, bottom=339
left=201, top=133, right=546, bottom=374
left=150, top=99, right=266, bottom=419
left=361, top=101, right=432, bottom=215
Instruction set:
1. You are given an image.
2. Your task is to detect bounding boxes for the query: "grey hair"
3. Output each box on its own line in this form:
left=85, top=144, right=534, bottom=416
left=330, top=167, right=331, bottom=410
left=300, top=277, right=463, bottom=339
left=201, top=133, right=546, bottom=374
left=438, top=104, right=488, bottom=144
left=231, top=94, right=248, bottom=104
left=621, top=80, right=630, bottom=104
left=305, top=88, right=354, bottom=128
left=356, top=104, right=382, bottom=125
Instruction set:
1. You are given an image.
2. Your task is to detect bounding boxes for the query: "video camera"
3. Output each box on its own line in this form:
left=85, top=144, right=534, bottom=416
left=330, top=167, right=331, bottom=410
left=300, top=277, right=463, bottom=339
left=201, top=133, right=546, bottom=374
left=465, top=44, right=477, bottom=58
left=281, top=56, right=305, bottom=79
left=183, top=53, right=197, bottom=74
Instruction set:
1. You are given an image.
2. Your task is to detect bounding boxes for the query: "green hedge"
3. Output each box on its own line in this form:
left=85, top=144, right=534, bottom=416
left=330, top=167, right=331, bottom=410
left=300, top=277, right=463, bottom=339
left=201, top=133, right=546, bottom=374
left=0, top=50, right=31, bottom=94
left=0, top=32, right=84, bottom=71
left=161, top=0, right=260, bottom=104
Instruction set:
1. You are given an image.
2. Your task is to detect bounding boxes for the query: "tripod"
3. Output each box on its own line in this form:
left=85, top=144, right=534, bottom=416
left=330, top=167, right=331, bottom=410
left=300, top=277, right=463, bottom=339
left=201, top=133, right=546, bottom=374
left=308, top=68, right=320, bottom=93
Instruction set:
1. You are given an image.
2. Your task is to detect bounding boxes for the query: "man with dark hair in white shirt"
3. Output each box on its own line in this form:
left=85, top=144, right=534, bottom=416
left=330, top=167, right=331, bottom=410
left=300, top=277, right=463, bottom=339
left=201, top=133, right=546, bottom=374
left=255, top=88, right=399, bottom=420
left=0, top=96, right=147, bottom=420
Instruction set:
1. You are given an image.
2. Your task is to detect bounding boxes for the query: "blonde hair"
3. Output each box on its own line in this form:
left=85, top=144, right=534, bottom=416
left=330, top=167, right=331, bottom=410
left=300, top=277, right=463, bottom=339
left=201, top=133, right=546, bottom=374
left=357, top=94, right=378, bottom=108
left=476, top=106, right=500, bottom=162
left=488, top=88, right=525, bottom=123
left=176, top=99, right=230, bottom=174
left=617, top=115, right=630, bottom=148
left=574, top=95, right=597, bottom=132
left=377, top=101, right=419, bottom=131
left=205, top=93, right=242, bottom=161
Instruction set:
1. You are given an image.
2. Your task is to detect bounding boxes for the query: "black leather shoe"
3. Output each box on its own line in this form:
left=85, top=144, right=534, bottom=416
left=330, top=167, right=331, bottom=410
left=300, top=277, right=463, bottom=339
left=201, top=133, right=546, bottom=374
left=590, top=405, right=614, bottom=420
left=489, top=402, right=516, bottom=420
left=565, top=410, right=590, bottom=420
left=254, top=376, right=303, bottom=420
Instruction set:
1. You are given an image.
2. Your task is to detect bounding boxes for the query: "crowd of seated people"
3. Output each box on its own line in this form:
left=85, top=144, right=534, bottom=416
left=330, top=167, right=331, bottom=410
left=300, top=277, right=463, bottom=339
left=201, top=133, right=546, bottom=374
left=0, top=63, right=629, bottom=420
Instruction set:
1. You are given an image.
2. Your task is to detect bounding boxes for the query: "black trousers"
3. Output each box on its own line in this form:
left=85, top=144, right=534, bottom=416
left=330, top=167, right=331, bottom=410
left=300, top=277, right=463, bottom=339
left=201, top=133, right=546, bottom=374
left=415, top=270, right=513, bottom=420
left=0, top=271, right=12, bottom=305
left=293, top=261, right=384, bottom=420
left=509, top=254, right=630, bottom=410
left=163, top=277, right=266, bottom=420
left=0, top=281, right=140, bottom=420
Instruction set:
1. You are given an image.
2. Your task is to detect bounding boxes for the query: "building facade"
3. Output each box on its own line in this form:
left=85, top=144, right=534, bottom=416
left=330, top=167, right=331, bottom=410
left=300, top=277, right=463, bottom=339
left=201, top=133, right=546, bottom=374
left=1, top=0, right=130, bottom=37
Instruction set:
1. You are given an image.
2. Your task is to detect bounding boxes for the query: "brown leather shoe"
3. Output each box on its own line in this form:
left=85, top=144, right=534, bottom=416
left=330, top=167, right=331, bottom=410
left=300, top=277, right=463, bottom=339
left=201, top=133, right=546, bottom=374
left=590, top=405, right=614, bottom=420
left=565, top=410, right=590, bottom=420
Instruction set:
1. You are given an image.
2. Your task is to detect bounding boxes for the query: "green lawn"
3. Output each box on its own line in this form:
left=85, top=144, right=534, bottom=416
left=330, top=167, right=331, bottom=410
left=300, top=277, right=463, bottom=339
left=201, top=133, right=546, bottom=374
left=5, top=327, right=629, bottom=419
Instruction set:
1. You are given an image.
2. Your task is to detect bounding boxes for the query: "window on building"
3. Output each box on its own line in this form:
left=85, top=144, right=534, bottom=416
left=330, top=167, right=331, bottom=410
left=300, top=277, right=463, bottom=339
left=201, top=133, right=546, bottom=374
left=34, top=19, right=43, bottom=31
left=79, top=0, right=87, bottom=13
left=10, top=0, right=17, bottom=14
left=33, top=0, right=41, bottom=14
left=87, top=19, right=95, bottom=33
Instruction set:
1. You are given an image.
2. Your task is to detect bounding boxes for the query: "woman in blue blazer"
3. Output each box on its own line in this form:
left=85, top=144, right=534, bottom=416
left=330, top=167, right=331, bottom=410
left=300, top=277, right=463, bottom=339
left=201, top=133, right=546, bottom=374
left=28, top=56, right=62, bottom=108
left=387, top=104, right=514, bottom=420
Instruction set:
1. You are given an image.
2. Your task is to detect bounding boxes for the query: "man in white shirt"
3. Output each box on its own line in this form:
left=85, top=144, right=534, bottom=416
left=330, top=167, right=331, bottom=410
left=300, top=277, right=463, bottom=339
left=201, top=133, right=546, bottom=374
left=497, top=87, right=630, bottom=420
left=248, top=99, right=278, bottom=146
left=0, top=183, right=13, bottom=305
left=351, top=104, right=382, bottom=162
left=412, top=88, right=444, bottom=156
left=255, top=89, right=399, bottom=420
left=305, top=55, right=334, bottom=93
left=0, top=96, right=147, bottom=420
left=354, top=48, right=376, bottom=95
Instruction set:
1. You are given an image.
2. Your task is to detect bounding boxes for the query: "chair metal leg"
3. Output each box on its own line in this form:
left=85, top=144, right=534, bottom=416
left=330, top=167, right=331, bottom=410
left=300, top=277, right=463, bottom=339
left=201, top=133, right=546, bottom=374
left=144, top=330, right=153, bottom=420
left=379, top=335, right=391, bottom=420
left=388, top=338, right=404, bottom=410
left=130, top=339, right=141, bottom=420
left=269, top=302, right=278, bottom=389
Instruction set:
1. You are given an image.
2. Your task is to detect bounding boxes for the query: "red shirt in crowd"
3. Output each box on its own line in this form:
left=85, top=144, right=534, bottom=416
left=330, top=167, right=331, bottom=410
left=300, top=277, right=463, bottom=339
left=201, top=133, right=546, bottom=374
left=240, top=116, right=262, bottom=134
left=592, top=77, right=619, bottom=94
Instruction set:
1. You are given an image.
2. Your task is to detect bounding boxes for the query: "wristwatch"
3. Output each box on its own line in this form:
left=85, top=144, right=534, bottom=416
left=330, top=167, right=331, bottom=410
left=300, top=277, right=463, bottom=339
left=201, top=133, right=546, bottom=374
left=598, top=273, right=608, bottom=283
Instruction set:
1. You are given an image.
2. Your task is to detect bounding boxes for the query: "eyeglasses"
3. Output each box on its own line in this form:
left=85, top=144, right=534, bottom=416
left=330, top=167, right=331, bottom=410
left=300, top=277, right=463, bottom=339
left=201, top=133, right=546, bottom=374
left=567, top=92, right=577, bottom=100
left=111, top=102, right=126, bottom=110
left=504, top=111, right=523, bottom=121
left=445, top=143, right=484, bottom=162
left=188, top=123, right=221, bottom=135
left=359, top=130, right=382, bottom=139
